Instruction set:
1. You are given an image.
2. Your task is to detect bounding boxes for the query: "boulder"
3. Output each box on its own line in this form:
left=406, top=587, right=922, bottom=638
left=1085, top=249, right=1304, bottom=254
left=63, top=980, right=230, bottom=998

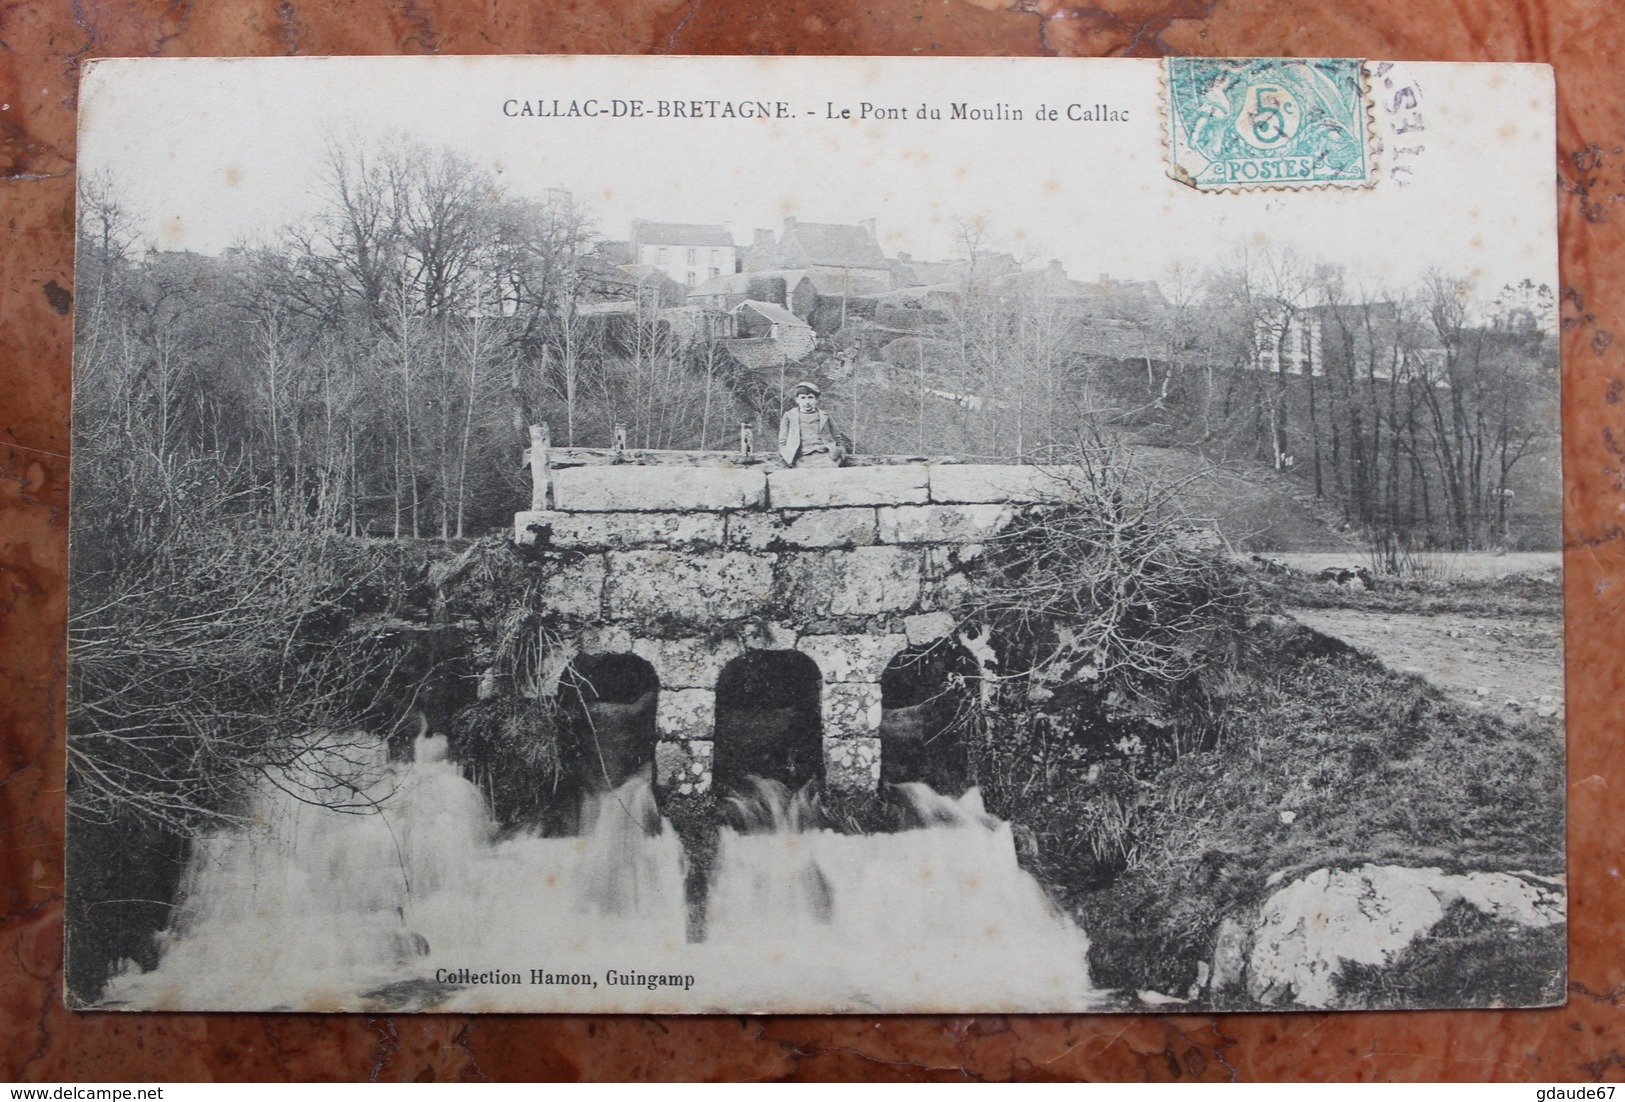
left=1242, top=864, right=1568, bottom=1009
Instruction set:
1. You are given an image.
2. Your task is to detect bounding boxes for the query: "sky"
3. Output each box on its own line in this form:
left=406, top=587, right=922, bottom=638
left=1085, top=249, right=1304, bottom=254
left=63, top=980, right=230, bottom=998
left=78, top=55, right=1559, bottom=303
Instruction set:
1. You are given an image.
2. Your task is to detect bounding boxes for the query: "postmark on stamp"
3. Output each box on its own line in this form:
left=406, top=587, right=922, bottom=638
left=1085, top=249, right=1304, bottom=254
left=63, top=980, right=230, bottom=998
left=1166, top=57, right=1373, bottom=191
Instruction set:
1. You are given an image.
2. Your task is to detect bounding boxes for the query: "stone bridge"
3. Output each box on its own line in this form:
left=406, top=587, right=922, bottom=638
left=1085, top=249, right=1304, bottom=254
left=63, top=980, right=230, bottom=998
left=513, top=442, right=1083, bottom=796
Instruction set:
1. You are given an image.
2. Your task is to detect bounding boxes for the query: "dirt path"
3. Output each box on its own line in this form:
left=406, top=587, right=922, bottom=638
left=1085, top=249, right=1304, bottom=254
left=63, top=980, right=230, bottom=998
left=1287, top=607, right=1565, bottom=720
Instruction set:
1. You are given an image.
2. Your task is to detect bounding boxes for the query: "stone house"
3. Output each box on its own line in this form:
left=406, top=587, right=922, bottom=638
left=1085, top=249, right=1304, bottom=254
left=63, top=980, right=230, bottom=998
left=730, top=299, right=816, bottom=362
left=630, top=220, right=738, bottom=289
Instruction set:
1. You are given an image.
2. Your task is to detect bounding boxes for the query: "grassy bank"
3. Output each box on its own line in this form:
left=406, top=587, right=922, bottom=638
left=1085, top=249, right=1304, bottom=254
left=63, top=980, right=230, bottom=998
left=977, top=613, right=1565, bottom=1002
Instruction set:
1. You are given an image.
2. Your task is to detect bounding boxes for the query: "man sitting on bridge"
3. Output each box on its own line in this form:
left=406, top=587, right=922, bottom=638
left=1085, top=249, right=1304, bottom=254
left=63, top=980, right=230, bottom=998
left=778, top=381, right=849, bottom=468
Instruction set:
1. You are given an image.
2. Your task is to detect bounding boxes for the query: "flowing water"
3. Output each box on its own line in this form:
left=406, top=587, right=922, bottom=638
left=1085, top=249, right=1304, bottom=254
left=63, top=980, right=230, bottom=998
left=105, top=735, right=1100, bottom=1012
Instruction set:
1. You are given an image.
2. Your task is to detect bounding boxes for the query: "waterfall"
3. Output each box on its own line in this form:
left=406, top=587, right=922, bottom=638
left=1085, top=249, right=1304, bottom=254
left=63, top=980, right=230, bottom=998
left=703, top=780, right=1098, bottom=1012
left=104, top=736, right=1100, bottom=1012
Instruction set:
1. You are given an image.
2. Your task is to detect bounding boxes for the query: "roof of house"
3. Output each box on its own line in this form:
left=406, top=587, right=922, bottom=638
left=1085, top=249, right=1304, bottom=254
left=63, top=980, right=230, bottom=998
left=782, top=222, right=888, bottom=269
left=631, top=220, right=736, bottom=248
left=735, top=299, right=808, bottom=328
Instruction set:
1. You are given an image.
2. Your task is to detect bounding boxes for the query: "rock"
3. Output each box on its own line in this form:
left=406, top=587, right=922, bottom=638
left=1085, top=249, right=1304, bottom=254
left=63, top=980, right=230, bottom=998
left=1244, top=864, right=1568, bottom=1009
left=1248, top=866, right=1446, bottom=1008
left=1278, top=810, right=1297, bottom=825
left=1189, top=960, right=1211, bottom=1000
left=553, top=465, right=766, bottom=512
left=1209, top=916, right=1253, bottom=998
left=1505, top=698, right=1523, bottom=711
left=1433, top=871, right=1566, bottom=928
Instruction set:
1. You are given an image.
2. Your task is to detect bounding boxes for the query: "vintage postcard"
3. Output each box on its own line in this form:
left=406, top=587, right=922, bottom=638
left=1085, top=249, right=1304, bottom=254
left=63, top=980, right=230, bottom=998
left=67, top=55, right=1563, bottom=1013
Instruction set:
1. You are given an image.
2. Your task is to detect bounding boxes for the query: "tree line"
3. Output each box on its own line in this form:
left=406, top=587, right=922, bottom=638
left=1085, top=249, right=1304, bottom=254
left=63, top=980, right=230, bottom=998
left=924, top=241, right=1557, bottom=552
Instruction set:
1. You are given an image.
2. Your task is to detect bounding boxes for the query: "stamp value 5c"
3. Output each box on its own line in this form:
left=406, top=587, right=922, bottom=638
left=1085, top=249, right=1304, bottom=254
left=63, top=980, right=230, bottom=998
left=1166, top=57, right=1373, bottom=191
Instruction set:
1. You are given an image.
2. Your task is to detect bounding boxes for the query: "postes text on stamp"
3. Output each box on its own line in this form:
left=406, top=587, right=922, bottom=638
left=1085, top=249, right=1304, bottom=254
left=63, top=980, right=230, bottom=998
left=1166, top=57, right=1373, bottom=191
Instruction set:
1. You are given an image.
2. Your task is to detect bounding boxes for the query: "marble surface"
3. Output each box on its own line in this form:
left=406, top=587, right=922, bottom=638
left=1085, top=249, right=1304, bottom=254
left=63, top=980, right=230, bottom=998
left=2, top=0, right=1622, bottom=1082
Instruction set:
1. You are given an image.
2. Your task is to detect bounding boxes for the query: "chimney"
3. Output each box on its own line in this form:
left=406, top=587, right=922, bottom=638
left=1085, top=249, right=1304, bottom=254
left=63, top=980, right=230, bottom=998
left=723, top=221, right=734, bottom=244
left=1049, top=259, right=1065, bottom=275
left=782, top=216, right=798, bottom=233
left=898, top=251, right=912, bottom=263
left=860, top=217, right=877, bottom=240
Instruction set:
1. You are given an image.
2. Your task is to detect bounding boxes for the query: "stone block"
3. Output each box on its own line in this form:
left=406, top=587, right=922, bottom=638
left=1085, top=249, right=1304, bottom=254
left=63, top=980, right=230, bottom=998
left=537, top=553, right=607, bottom=619
left=777, top=547, right=924, bottom=617
left=903, top=611, right=957, bottom=646
left=656, top=688, right=716, bottom=741
left=821, top=681, right=883, bottom=736
left=735, top=620, right=799, bottom=651
left=633, top=636, right=744, bottom=689
left=605, top=550, right=775, bottom=623
left=513, top=511, right=548, bottom=547
left=518, top=509, right=726, bottom=550
left=554, top=465, right=766, bottom=512
left=769, top=465, right=929, bottom=509
left=797, top=633, right=909, bottom=683
left=876, top=503, right=1014, bottom=544
left=928, top=464, right=1086, bottom=504
left=579, top=625, right=633, bottom=655
left=824, top=736, right=882, bottom=792
left=727, top=507, right=879, bottom=550
left=655, top=739, right=713, bottom=796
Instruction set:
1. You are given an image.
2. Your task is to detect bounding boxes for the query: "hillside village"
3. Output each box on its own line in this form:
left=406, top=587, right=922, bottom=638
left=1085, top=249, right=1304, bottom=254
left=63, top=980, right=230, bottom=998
left=552, top=214, right=1168, bottom=400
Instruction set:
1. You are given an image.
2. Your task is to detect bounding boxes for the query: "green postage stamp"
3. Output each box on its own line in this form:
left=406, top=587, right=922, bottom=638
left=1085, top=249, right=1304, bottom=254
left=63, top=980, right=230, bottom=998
left=1166, top=57, right=1373, bottom=190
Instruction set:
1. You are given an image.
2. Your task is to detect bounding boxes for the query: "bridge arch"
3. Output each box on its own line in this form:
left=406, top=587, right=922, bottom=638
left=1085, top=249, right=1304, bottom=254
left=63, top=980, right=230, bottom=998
left=712, top=650, right=824, bottom=792
left=562, top=653, right=659, bottom=790
left=879, top=640, right=980, bottom=793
